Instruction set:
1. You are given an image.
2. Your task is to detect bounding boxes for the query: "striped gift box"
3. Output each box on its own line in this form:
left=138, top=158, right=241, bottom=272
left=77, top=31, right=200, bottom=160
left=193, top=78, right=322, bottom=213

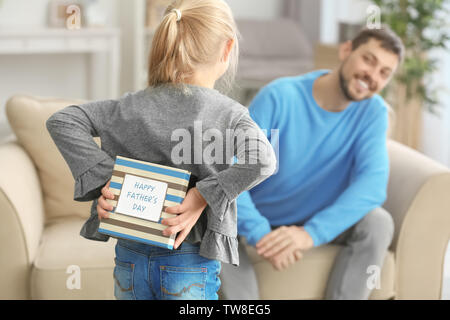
left=98, top=155, right=191, bottom=250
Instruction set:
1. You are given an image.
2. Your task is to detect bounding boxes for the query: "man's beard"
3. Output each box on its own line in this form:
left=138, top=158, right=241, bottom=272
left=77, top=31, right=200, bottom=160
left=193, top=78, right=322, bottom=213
left=338, top=64, right=358, bottom=102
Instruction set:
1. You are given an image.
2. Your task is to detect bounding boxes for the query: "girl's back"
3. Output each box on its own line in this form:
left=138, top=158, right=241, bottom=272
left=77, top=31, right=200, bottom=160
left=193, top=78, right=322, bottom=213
left=106, top=84, right=248, bottom=176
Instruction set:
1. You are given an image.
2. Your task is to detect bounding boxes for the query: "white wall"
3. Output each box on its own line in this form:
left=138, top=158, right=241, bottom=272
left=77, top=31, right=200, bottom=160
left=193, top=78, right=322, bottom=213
left=0, top=0, right=119, bottom=28
left=417, top=0, right=450, bottom=168
left=225, top=0, right=282, bottom=20
left=320, top=0, right=371, bottom=44
left=421, top=1, right=450, bottom=168
left=420, top=46, right=450, bottom=168
left=0, top=0, right=49, bottom=28
left=0, top=0, right=119, bottom=143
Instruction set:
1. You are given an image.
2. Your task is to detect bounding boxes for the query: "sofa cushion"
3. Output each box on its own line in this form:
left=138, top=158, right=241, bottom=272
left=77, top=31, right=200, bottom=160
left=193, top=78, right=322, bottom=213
left=5, top=95, right=98, bottom=220
left=246, top=244, right=395, bottom=300
left=30, top=216, right=116, bottom=299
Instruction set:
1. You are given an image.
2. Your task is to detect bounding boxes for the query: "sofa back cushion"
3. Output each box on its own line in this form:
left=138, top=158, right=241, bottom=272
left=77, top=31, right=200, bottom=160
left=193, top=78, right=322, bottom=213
left=237, top=18, right=313, bottom=59
left=6, top=95, right=96, bottom=221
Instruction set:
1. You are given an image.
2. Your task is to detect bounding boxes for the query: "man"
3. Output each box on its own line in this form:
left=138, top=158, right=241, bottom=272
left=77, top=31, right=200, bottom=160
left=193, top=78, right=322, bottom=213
left=221, top=27, right=404, bottom=300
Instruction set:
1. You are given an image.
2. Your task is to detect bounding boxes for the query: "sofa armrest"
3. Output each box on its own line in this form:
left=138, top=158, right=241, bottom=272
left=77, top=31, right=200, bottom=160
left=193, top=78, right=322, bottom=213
left=0, top=141, right=45, bottom=299
left=385, top=139, right=450, bottom=299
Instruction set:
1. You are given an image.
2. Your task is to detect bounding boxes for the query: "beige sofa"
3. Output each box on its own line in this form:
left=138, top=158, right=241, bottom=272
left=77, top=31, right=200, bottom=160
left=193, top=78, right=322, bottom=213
left=1, top=95, right=450, bottom=300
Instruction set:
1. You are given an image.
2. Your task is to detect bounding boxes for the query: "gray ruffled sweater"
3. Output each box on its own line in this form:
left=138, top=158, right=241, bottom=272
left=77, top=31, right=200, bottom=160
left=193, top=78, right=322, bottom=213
left=46, top=84, right=277, bottom=265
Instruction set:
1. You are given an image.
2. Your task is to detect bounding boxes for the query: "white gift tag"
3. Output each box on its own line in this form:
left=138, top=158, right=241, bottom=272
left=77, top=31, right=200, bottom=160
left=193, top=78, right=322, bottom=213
left=115, top=174, right=168, bottom=222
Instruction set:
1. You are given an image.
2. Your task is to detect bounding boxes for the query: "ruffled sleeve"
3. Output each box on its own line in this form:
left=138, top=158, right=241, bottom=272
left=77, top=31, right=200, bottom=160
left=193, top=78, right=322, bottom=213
left=46, top=104, right=117, bottom=202
left=196, top=175, right=240, bottom=265
left=74, top=153, right=115, bottom=242
left=75, top=156, right=115, bottom=242
left=79, top=198, right=110, bottom=242
left=199, top=229, right=239, bottom=266
left=74, top=155, right=115, bottom=201
left=46, top=102, right=118, bottom=242
left=196, top=175, right=232, bottom=227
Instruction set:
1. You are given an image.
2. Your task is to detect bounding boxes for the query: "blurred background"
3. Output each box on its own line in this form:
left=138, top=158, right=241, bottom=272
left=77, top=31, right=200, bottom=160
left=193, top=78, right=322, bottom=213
left=1, top=0, right=450, bottom=165
left=0, top=0, right=449, bottom=299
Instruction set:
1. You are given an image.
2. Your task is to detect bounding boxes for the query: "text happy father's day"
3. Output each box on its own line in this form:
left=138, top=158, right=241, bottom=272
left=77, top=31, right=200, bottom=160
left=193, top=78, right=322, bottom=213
left=125, top=181, right=159, bottom=213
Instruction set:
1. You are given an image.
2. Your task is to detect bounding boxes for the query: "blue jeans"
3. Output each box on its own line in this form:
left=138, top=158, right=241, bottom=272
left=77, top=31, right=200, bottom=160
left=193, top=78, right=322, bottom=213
left=113, top=239, right=221, bottom=300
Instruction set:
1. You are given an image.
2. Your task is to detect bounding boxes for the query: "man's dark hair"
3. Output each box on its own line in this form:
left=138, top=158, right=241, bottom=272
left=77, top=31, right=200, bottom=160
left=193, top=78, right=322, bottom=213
left=351, top=25, right=405, bottom=63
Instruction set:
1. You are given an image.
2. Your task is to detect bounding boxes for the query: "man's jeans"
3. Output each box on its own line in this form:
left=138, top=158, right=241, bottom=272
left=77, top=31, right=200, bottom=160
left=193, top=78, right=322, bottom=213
left=113, top=239, right=221, bottom=300
left=220, top=207, right=394, bottom=300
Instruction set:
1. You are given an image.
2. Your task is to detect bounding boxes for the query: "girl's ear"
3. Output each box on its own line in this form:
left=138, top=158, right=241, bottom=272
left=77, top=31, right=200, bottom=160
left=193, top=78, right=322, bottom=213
left=222, top=38, right=235, bottom=63
left=338, top=40, right=353, bottom=62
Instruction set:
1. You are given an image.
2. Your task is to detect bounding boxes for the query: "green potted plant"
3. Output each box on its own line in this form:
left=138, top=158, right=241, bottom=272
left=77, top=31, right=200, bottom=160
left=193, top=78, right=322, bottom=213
left=372, top=0, right=450, bottom=149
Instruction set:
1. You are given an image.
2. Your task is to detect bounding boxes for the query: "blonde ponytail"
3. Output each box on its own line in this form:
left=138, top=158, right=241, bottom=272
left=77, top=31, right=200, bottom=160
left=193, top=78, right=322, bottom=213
left=147, top=0, right=239, bottom=92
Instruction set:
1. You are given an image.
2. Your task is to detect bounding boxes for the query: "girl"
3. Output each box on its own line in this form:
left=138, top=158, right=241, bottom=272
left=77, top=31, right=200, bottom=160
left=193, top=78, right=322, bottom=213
left=46, top=0, right=276, bottom=300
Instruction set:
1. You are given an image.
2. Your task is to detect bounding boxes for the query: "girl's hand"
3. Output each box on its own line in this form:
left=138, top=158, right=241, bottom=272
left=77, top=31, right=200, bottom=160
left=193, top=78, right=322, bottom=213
left=97, top=179, right=114, bottom=220
left=161, top=187, right=207, bottom=249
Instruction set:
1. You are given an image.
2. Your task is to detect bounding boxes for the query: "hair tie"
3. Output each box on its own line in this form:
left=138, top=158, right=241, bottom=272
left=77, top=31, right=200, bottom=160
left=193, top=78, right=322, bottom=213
left=171, top=8, right=182, bottom=22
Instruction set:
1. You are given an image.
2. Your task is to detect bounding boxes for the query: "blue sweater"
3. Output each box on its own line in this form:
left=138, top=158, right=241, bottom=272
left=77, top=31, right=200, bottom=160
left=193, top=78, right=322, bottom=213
left=237, top=70, right=389, bottom=247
